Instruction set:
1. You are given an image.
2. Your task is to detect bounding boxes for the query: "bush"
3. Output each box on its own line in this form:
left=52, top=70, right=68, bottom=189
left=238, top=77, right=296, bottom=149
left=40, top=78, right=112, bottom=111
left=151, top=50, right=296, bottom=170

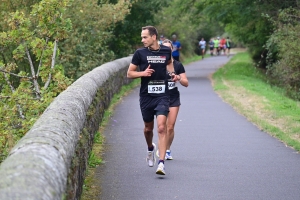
left=265, top=8, right=300, bottom=100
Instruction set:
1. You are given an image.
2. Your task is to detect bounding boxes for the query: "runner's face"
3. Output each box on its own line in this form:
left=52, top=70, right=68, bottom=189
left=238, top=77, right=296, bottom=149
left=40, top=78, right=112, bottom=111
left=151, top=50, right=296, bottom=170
left=163, top=42, right=173, bottom=51
left=141, top=30, right=155, bottom=47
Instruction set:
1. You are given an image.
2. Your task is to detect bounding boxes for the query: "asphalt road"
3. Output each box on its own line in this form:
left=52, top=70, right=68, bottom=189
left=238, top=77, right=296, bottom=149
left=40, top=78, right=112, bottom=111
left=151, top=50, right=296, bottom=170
left=96, top=54, right=300, bottom=200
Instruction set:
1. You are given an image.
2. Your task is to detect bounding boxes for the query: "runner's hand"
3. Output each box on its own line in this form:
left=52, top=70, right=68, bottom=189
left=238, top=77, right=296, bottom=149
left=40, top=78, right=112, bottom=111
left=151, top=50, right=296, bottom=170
left=143, top=65, right=155, bottom=77
left=171, top=72, right=179, bottom=82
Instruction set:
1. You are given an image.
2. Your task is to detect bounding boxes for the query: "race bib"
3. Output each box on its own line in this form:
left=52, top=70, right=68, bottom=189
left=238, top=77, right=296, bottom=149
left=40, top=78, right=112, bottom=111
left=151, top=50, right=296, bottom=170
left=168, top=81, right=176, bottom=90
left=148, top=80, right=165, bottom=94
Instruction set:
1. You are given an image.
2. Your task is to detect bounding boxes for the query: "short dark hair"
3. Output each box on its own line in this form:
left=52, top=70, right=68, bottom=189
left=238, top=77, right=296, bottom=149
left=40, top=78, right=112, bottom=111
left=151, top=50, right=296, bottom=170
left=142, top=26, right=158, bottom=40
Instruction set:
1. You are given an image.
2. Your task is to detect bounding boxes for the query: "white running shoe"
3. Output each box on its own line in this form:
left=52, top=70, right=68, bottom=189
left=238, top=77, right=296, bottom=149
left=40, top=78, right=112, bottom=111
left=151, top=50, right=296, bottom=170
left=165, top=150, right=173, bottom=160
left=156, top=162, right=166, bottom=175
left=157, top=149, right=173, bottom=160
left=146, top=143, right=156, bottom=167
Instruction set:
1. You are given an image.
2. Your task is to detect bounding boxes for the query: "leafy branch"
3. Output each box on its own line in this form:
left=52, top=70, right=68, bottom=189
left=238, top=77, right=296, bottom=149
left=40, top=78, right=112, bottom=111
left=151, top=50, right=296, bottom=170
left=3, top=73, right=25, bottom=119
left=0, top=67, right=32, bottom=79
left=0, top=0, right=73, bottom=159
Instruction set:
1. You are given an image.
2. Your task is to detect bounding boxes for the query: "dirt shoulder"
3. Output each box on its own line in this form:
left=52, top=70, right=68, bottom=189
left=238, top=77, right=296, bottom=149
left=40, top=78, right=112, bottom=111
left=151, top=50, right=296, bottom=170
left=209, top=54, right=300, bottom=150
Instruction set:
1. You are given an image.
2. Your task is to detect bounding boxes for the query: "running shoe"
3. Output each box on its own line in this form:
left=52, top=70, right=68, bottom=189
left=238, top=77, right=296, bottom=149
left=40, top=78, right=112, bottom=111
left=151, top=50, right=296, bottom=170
left=165, top=150, right=173, bottom=160
left=146, top=143, right=156, bottom=167
left=156, top=162, right=166, bottom=175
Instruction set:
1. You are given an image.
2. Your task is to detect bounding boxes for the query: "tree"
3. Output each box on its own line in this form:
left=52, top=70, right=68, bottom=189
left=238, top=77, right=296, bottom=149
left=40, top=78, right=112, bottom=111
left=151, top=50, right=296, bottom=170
left=59, top=0, right=131, bottom=79
left=0, top=0, right=73, bottom=162
left=199, top=0, right=298, bottom=66
left=107, top=0, right=169, bottom=58
left=265, top=8, right=300, bottom=99
left=154, top=0, right=224, bottom=58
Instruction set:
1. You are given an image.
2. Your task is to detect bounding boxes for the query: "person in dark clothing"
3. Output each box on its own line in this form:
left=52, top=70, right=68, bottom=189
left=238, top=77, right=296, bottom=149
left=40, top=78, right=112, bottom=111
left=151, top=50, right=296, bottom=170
left=127, top=26, right=180, bottom=175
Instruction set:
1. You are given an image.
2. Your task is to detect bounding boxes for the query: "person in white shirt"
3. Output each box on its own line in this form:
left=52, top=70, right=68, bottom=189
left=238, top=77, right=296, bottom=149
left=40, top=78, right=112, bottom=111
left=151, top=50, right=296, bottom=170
left=199, top=38, right=206, bottom=59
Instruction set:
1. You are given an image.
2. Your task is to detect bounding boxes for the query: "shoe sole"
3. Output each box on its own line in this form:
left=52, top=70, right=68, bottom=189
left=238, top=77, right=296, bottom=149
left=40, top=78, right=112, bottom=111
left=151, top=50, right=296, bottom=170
left=166, top=157, right=173, bottom=160
left=156, top=169, right=166, bottom=175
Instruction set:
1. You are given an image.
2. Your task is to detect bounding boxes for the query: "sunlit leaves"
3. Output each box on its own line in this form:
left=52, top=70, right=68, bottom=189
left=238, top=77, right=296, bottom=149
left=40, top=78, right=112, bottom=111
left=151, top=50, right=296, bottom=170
left=0, top=0, right=73, bottom=162
left=31, top=0, right=73, bottom=39
left=60, top=0, right=130, bottom=79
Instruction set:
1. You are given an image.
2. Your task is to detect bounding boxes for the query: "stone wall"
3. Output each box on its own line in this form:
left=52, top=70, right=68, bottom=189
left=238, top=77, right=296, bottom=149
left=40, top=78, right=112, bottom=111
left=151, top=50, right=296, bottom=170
left=0, top=56, right=133, bottom=200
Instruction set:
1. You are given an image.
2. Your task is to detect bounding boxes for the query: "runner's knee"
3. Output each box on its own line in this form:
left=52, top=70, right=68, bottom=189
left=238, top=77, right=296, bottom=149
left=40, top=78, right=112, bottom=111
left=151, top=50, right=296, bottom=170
left=144, top=127, right=153, bottom=135
left=157, top=124, right=166, bottom=134
left=167, top=125, right=174, bottom=133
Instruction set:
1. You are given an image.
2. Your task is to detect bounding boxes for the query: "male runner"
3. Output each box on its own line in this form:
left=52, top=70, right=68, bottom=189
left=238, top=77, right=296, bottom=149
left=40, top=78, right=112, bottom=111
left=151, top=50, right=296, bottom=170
left=171, top=34, right=182, bottom=61
left=214, top=37, right=220, bottom=55
left=199, top=38, right=206, bottom=59
left=127, top=26, right=179, bottom=175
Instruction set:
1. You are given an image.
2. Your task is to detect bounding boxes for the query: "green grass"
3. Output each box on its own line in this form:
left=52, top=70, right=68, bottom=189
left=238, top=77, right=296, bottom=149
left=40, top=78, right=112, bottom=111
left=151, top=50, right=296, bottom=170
left=88, top=152, right=102, bottom=168
left=213, top=52, right=300, bottom=151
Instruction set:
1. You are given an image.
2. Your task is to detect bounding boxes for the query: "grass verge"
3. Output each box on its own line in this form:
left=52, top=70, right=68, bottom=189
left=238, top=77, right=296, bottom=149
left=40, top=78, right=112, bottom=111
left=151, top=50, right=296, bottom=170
left=212, top=52, right=300, bottom=151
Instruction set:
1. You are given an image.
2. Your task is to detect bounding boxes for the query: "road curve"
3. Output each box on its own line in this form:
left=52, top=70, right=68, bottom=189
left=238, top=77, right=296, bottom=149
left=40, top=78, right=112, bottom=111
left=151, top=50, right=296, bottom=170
left=96, top=55, right=300, bottom=200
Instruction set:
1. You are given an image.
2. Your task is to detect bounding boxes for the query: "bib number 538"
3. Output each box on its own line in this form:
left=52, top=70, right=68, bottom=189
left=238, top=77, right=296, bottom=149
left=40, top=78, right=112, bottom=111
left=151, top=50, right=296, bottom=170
left=149, top=86, right=163, bottom=92
left=148, top=80, right=165, bottom=94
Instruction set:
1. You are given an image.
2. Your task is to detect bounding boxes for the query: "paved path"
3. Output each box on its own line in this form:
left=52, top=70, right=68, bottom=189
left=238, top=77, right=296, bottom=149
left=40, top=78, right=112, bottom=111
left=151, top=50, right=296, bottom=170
left=96, top=55, right=300, bottom=200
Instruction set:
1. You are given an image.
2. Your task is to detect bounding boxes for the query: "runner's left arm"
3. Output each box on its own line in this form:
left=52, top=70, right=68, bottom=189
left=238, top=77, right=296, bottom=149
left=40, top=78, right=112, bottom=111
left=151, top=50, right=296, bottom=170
left=167, top=60, right=181, bottom=82
left=178, top=72, right=188, bottom=87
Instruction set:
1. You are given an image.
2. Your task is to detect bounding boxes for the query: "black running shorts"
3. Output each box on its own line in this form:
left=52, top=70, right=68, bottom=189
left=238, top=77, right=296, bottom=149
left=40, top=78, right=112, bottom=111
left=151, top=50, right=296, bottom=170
left=169, top=96, right=181, bottom=107
left=139, top=96, right=170, bottom=122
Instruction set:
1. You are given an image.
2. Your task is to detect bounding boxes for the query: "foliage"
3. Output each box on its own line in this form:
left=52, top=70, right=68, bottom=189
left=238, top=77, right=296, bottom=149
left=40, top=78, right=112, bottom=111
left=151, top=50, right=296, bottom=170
left=59, top=0, right=131, bottom=79
left=88, top=152, right=102, bottom=168
left=154, top=0, right=224, bottom=58
left=265, top=8, right=300, bottom=100
left=170, top=0, right=297, bottom=66
left=0, top=0, right=40, bottom=76
left=0, top=0, right=132, bottom=163
left=107, top=0, right=168, bottom=58
left=201, top=0, right=272, bottom=64
left=0, top=0, right=73, bottom=162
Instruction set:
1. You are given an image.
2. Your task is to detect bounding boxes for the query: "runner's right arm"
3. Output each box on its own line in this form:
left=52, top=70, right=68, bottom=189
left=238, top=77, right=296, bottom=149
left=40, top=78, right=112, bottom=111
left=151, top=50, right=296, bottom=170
left=127, top=63, right=154, bottom=78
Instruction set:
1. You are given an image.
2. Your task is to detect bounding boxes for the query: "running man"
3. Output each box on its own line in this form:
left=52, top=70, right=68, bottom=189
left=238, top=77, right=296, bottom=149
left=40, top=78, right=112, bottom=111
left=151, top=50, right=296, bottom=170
left=214, top=37, right=220, bottom=56
left=127, top=26, right=179, bottom=175
left=209, top=39, right=214, bottom=56
left=220, top=37, right=226, bottom=55
left=226, top=36, right=232, bottom=57
left=162, top=39, right=188, bottom=160
left=171, top=34, right=182, bottom=61
left=199, top=38, right=206, bottom=59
